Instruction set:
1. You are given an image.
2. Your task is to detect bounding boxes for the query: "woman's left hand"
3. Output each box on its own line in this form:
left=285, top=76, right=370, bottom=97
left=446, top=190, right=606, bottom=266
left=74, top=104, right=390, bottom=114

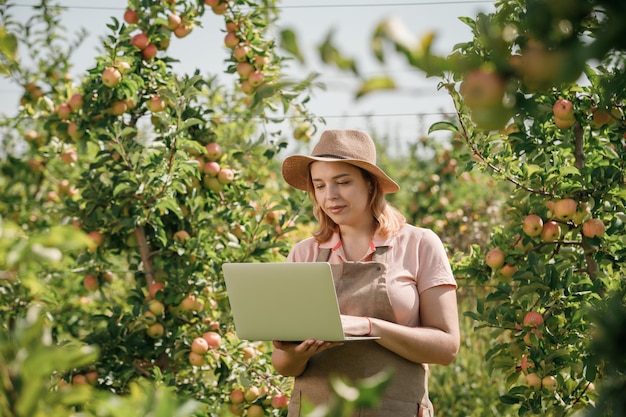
left=341, top=315, right=372, bottom=336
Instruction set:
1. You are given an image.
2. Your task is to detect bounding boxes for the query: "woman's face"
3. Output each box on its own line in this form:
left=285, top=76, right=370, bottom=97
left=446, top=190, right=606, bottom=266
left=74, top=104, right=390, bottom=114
left=309, top=161, right=373, bottom=229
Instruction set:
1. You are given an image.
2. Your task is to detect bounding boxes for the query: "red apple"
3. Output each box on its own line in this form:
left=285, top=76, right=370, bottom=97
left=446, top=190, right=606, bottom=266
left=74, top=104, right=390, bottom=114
left=229, top=388, right=245, bottom=404
left=87, top=231, right=103, bottom=247
left=217, top=168, right=234, bottom=184
left=147, top=322, right=164, bottom=338
left=189, top=351, right=204, bottom=366
left=110, top=100, right=128, bottom=115
left=523, top=311, right=544, bottom=327
left=147, top=95, right=165, bottom=113
left=191, top=337, right=210, bottom=354
left=553, top=198, right=577, bottom=222
left=67, top=122, right=80, bottom=140
left=205, top=142, right=222, bottom=161
left=553, top=99, right=574, bottom=120
left=554, top=116, right=575, bottom=129
left=255, top=54, right=271, bottom=68
left=203, top=161, right=221, bottom=176
left=236, top=62, right=254, bottom=79
left=225, top=20, right=239, bottom=33
left=247, top=405, right=263, bottom=417
left=85, top=370, right=98, bottom=385
left=240, top=80, right=254, bottom=95
left=522, top=214, right=543, bottom=237
left=68, top=93, right=84, bottom=111
left=591, top=108, right=611, bottom=128
left=248, top=70, right=265, bottom=87
left=131, top=32, right=150, bottom=50
left=60, top=148, right=78, bottom=164
left=57, top=103, right=72, bottom=119
left=204, top=176, right=223, bottom=192
left=72, top=374, right=88, bottom=385
left=229, top=404, right=244, bottom=416
left=174, top=23, right=192, bottom=38
left=23, top=129, right=42, bottom=143
left=485, top=247, right=505, bottom=269
left=123, top=9, right=139, bottom=25
left=245, top=385, right=261, bottom=401
left=271, top=394, right=289, bottom=409
left=233, top=44, right=250, bottom=62
left=180, top=294, right=200, bottom=312
left=202, top=331, right=222, bottom=349
left=142, top=44, right=158, bottom=60
left=499, top=264, right=518, bottom=279
left=83, top=274, right=98, bottom=291
left=114, top=60, right=131, bottom=73
left=582, top=218, right=605, bottom=238
left=173, top=230, right=191, bottom=243
left=148, top=282, right=165, bottom=299
left=542, top=375, right=558, bottom=391
left=525, top=373, right=541, bottom=390
left=167, top=14, right=182, bottom=30
left=541, top=220, right=561, bottom=242
left=459, top=68, right=505, bottom=108
left=212, top=2, right=228, bottom=15
left=242, top=346, right=257, bottom=361
left=102, top=67, right=121, bottom=87
left=148, top=299, right=165, bottom=316
left=224, top=32, right=240, bottom=49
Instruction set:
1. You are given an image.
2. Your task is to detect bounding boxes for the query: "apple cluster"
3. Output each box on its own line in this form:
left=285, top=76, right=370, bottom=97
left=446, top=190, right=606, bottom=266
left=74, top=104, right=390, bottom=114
left=218, top=8, right=271, bottom=96
left=228, top=385, right=289, bottom=416
left=552, top=97, right=624, bottom=131
left=197, top=142, right=236, bottom=193
left=189, top=331, right=222, bottom=366
left=485, top=198, right=606, bottom=282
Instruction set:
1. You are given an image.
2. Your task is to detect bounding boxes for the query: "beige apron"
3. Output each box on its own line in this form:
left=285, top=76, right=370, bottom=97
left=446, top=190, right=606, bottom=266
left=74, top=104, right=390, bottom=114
left=287, top=247, right=433, bottom=417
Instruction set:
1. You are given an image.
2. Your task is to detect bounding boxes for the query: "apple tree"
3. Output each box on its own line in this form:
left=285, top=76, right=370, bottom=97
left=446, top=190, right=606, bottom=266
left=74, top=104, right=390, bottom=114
left=364, top=1, right=626, bottom=415
left=0, top=0, right=321, bottom=415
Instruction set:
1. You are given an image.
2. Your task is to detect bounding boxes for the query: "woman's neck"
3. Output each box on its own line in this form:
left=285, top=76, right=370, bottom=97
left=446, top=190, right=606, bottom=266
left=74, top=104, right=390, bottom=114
left=338, top=222, right=376, bottom=261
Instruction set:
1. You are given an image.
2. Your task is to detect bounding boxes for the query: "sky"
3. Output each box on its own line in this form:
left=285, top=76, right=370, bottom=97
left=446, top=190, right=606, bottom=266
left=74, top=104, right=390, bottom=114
left=0, top=0, right=493, bottom=154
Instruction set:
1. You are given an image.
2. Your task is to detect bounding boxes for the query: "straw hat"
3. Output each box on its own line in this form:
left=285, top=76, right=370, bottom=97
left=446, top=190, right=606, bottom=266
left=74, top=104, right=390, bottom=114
left=281, top=129, right=399, bottom=194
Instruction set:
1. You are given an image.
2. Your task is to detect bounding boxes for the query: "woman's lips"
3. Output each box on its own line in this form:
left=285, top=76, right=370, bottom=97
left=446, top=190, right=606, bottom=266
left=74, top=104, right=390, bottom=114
left=327, top=205, right=345, bottom=214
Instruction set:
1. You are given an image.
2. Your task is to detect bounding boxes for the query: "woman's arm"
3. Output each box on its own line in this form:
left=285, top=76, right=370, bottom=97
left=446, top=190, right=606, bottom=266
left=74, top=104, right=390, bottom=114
left=341, top=285, right=460, bottom=365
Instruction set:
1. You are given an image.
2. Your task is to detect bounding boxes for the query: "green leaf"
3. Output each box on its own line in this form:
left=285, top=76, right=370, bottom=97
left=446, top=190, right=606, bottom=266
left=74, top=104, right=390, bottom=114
left=113, top=182, right=135, bottom=197
left=355, top=77, right=395, bottom=99
left=0, top=26, right=18, bottom=63
left=279, top=28, right=304, bottom=64
left=429, top=121, right=460, bottom=134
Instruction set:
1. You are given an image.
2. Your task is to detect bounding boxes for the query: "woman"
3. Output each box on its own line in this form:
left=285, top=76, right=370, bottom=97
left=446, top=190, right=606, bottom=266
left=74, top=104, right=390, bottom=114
left=272, top=129, right=460, bottom=417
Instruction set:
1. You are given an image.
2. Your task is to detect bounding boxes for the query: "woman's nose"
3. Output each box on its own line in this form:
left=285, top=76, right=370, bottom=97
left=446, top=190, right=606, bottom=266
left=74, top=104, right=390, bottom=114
left=325, top=184, right=338, bottom=199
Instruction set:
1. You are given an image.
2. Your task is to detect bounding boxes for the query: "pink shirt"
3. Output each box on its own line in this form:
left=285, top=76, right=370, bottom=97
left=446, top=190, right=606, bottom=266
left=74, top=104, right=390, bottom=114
left=287, top=224, right=457, bottom=327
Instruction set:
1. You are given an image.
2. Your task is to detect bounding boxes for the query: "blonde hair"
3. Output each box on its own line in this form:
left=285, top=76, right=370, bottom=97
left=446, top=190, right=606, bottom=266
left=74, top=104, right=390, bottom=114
left=309, top=168, right=405, bottom=243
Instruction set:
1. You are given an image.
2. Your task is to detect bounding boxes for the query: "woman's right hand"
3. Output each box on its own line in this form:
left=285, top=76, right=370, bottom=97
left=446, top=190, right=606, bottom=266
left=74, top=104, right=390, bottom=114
left=271, top=340, right=343, bottom=376
left=273, top=339, right=342, bottom=357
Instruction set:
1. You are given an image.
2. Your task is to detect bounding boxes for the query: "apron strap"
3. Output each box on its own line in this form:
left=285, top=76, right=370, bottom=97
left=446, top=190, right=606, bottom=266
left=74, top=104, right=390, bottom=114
left=316, top=248, right=332, bottom=262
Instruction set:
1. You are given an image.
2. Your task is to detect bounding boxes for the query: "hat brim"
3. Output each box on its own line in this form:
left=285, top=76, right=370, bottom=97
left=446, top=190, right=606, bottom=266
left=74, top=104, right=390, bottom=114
left=282, top=155, right=400, bottom=194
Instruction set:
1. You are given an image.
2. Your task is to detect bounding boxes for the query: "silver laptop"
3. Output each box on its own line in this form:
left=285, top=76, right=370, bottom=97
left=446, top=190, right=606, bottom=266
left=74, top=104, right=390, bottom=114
left=222, top=262, right=379, bottom=342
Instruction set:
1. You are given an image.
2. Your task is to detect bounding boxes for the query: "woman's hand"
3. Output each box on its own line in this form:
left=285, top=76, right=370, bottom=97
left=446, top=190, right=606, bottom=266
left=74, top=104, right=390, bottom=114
left=340, top=315, right=372, bottom=336
left=271, top=340, right=343, bottom=377
left=272, top=339, right=343, bottom=357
